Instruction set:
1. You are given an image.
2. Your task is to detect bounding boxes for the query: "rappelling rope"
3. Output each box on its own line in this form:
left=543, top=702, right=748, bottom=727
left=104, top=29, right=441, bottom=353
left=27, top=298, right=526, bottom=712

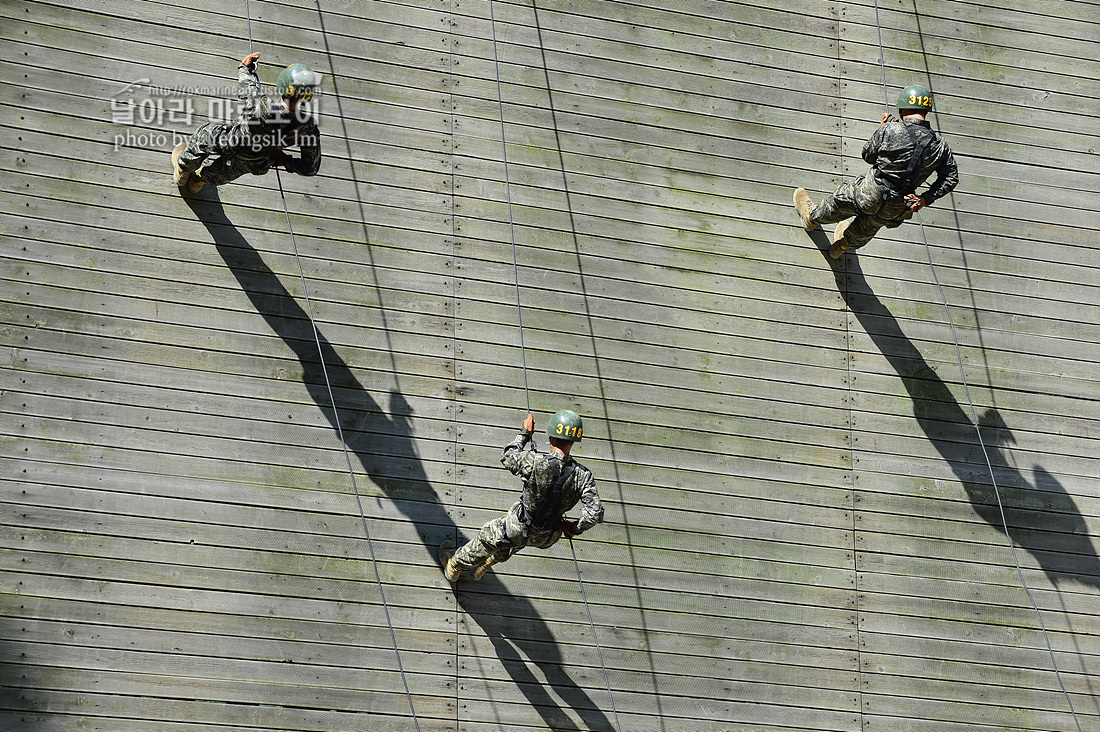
left=569, top=537, right=622, bottom=732
left=488, top=4, right=619, bottom=727
left=869, top=3, right=1081, bottom=729
left=487, top=0, right=531, bottom=413
left=244, top=5, right=421, bottom=729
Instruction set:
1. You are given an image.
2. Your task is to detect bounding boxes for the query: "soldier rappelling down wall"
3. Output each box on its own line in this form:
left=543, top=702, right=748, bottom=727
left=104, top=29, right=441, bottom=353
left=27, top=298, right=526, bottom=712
left=441, top=411, right=605, bottom=582
left=172, top=53, right=322, bottom=194
left=794, top=85, right=959, bottom=258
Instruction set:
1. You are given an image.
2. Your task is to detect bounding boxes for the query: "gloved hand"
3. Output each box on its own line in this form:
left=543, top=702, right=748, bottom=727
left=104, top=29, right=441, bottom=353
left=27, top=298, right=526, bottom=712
left=880, top=112, right=892, bottom=126
left=241, top=52, right=261, bottom=69
left=904, top=193, right=928, bottom=212
left=268, top=148, right=288, bottom=168
left=522, top=412, right=535, bottom=434
left=559, top=520, right=578, bottom=538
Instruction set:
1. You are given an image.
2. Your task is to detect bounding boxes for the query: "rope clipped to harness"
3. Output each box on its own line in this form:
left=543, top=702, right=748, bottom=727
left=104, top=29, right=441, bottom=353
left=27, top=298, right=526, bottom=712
left=871, top=3, right=1082, bottom=730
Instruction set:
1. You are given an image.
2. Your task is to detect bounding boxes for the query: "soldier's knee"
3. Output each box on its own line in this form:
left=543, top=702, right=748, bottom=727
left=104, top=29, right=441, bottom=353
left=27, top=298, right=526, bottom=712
left=846, top=221, right=882, bottom=249
left=197, top=158, right=244, bottom=187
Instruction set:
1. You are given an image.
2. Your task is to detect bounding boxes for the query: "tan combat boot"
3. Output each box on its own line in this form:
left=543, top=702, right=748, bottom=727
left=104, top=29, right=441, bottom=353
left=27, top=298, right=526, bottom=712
left=186, top=170, right=208, bottom=195
left=172, top=143, right=190, bottom=187
left=471, top=555, right=500, bottom=581
left=829, top=220, right=851, bottom=259
left=793, top=188, right=817, bottom=231
left=439, top=541, right=462, bottom=583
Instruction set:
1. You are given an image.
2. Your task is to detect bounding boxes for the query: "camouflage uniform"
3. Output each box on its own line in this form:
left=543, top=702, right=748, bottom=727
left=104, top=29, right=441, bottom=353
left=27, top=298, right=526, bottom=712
left=811, top=117, right=958, bottom=250
left=452, top=431, right=604, bottom=570
left=176, top=64, right=321, bottom=186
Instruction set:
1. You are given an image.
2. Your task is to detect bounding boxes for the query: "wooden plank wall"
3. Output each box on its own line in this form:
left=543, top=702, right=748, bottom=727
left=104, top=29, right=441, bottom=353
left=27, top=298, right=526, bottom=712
left=835, top=1, right=1100, bottom=731
left=0, top=1, right=1096, bottom=731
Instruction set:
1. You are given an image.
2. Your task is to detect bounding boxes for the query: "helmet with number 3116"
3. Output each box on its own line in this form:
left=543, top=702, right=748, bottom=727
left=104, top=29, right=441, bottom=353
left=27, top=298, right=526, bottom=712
left=547, top=409, right=583, bottom=442
left=897, top=84, right=934, bottom=113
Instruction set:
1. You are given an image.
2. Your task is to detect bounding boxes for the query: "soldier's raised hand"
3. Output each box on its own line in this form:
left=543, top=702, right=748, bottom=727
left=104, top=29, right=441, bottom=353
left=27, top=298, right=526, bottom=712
left=522, top=413, right=535, bottom=434
left=241, top=52, right=261, bottom=69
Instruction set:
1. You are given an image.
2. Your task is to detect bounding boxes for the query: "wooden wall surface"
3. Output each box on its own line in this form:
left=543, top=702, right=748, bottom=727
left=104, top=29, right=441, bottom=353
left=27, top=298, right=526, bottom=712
left=1, top=0, right=1097, bottom=730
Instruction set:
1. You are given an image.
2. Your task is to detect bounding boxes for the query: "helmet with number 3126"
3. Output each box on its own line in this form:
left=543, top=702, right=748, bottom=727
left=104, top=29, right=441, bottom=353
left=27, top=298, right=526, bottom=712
left=897, top=84, right=933, bottom=113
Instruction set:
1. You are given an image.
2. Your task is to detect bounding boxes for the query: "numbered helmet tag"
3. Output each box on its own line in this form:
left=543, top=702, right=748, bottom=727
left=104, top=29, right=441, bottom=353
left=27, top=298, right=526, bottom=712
left=547, top=409, right=584, bottom=443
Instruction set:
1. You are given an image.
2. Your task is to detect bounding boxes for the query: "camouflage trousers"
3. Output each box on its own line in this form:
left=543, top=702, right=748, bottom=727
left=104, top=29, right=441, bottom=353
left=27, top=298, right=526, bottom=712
left=452, top=501, right=562, bottom=569
left=177, top=122, right=271, bottom=187
left=811, top=174, right=912, bottom=250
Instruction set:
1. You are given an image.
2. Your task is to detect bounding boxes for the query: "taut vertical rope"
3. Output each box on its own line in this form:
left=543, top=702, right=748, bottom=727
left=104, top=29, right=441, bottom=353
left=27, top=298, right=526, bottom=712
left=487, top=0, right=531, bottom=413
left=569, top=537, right=621, bottom=732
left=273, top=168, right=422, bottom=732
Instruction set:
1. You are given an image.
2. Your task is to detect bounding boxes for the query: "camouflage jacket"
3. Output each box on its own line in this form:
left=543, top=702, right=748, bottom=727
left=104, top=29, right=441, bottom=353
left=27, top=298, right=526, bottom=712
left=862, top=118, right=958, bottom=203
left=224, top=64, right=321, bottom=175
left=501, top=432, right=604, bottom=535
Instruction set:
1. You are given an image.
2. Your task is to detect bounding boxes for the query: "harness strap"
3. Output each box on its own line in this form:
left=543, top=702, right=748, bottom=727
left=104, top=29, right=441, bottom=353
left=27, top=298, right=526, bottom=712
left=524, top=457, right=576, bottom=532
left=873, top=122, right=931, bottom=196
left=899, top=122, right=931, bottom=193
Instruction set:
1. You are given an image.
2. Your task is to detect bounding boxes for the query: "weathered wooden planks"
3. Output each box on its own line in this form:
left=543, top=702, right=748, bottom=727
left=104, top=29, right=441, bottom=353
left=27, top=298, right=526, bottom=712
left=2, top=0, right=1098, bottom=731
left=835, top=1, right=1100, bottom=730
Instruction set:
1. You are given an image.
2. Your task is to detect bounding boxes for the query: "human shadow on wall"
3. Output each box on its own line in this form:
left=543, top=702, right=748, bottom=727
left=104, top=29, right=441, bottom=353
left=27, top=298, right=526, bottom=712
left=184, top=191, right=613, bottom=731
left=828, top=253, right=1099, bottom=593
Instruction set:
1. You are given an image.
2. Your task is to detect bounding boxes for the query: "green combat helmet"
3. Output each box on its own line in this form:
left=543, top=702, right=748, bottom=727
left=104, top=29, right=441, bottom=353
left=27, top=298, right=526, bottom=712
left=897, top=84, right=933, bottom=113
left=547, top=409, right=583, bottom=442
left=276, top=63, right=321, bottom=101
